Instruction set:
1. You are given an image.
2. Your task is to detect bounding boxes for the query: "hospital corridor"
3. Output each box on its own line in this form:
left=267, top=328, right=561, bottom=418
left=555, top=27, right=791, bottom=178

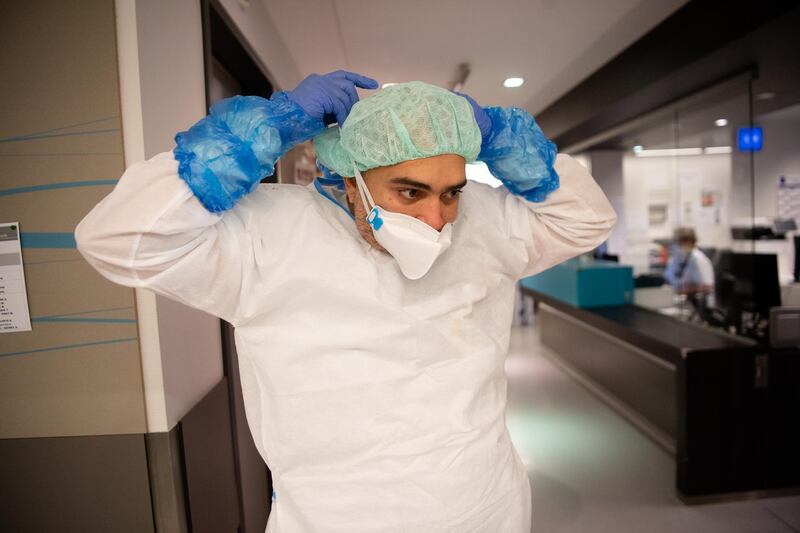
left=2, top=0, right=800, bottom=532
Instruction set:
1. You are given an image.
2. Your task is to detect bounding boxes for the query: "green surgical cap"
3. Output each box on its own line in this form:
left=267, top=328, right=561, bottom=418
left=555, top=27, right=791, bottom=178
left=313, top=81, right=482, bottom=177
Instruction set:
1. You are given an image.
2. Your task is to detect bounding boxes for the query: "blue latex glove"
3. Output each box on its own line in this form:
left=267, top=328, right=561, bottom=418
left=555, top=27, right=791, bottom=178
left=288, top=70, right=379, bottom=126
left=453, top=91, right=492, bottom=141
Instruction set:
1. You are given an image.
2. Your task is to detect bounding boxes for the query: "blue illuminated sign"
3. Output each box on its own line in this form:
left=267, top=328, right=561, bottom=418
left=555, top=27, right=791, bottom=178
left=737, top=127, right=763, bottom=152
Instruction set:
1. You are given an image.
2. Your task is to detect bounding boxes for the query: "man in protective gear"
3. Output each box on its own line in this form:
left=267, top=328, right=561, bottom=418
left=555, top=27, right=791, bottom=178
left=76, top=71, right=616, bottom=532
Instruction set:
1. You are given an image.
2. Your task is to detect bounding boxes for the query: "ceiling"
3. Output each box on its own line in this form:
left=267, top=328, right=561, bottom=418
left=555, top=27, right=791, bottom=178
left=601, top=85, right=790, bottom=152
left=615, top=93, right=748, bottom=151
left=262, top=0, right=689, bottom=115
left=614, top=100, right=800, bottom=153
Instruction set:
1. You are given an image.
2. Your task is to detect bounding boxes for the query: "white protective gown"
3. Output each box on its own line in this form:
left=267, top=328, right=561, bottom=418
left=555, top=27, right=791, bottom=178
left=75, top=151, right=615, bottom=532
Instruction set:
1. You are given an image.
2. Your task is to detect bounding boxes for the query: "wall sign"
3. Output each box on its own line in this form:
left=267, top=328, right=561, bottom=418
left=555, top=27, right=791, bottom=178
left=0, top=222, right=32, bottom=332
left=737, top=127, right=763, bottom=152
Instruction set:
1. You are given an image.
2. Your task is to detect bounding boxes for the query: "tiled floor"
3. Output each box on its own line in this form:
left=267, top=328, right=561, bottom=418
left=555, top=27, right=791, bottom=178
left=504, top=324, right=800, bottom=533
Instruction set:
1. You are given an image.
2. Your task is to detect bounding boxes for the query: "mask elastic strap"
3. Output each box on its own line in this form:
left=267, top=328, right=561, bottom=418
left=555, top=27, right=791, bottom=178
left=352, top=160, right=376, bottom=212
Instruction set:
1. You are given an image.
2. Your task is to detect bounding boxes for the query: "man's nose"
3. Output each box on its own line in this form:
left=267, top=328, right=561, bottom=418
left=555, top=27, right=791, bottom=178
left=416, top=200, right=446, bottom=232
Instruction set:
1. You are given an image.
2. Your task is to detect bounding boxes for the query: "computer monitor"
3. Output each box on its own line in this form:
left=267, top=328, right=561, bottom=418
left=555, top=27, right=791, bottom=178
left=770, top=307, right=800, bottom=348
left=714, top=251, right=736, bottom=308
left=715, top=252, right=782, bottom=315
left=731, top=226, right=776, bottom=240
left=773, top=217, right=797, bottom=235
left=794, top=236, right=800, bottom=283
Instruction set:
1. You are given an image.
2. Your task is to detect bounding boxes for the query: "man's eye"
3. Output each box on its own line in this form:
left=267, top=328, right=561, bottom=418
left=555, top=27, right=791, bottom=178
left=446, top=189, right=463, bottom=199
left=400, top=189, right=419, bottom=200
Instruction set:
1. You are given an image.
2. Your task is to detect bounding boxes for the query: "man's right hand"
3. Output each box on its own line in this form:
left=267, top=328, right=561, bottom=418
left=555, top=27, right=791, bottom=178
left=288, top=71, right=379, bottom=127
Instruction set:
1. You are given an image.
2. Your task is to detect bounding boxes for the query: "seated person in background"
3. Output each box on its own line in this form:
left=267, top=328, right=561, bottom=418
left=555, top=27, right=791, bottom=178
left=664, top=227, right=715, bottom=308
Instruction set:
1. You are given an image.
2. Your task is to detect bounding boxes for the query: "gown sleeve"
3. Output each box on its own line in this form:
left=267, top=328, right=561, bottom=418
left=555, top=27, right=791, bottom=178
left=472, top=105, right=617, bottom=279
left=75, top=93, right=324, bottom=324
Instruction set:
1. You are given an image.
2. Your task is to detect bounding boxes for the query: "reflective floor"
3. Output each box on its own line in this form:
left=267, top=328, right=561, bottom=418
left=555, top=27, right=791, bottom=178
left=504, top=325, right=800, bottom=533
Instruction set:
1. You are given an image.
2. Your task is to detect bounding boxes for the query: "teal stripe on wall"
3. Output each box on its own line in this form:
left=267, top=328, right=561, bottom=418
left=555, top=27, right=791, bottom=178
left=0, top=337, right=139, bottom=358
left=0, top=179, right=118, bottom=197
left=0, top=116, right=119, bottom=143
left=33, top=306, right=135, bottom=320
left=20, top=232, right=76, bottom=249
left=31, top=317, right=136, bottom=324
left=0, top=128, right=120, bottom=143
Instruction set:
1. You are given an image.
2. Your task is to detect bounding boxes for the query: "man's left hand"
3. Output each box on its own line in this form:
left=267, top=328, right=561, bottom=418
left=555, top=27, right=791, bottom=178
left=453, top=91, right=492, bottom=141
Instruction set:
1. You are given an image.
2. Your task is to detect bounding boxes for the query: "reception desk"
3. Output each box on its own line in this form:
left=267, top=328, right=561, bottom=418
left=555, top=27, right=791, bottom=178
left=521, top=282, right=800, bottom=502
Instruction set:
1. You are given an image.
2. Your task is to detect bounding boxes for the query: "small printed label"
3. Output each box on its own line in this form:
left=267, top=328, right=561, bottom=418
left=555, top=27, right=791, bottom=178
left=0, top=222, right=32, bottom=333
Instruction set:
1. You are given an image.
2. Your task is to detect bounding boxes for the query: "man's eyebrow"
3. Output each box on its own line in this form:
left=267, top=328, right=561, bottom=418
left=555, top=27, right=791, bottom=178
left=444, top=179, right=468, bottom=192
left=388, top=177, right=468, bottom=192
left=388, top=177, right=432, bottom=191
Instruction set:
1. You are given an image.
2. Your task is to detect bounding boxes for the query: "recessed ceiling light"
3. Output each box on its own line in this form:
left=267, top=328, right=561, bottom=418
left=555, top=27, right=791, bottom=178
left=381, top=83, right=397, bottom=88
left=715, top=118, right=728, bottom=127
left=633, top=145, right=644, bottom=153
left=503, top=77, right=524, bottom=88
left=756, top=91, right=776, bottom=100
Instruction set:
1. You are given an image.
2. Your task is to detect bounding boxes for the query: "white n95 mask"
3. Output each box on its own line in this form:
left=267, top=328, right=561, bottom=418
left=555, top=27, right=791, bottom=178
left=353, top=164, right=453, bottom=280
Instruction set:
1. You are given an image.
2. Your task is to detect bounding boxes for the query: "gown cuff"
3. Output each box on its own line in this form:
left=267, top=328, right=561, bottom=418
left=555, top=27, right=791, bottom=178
left=478, top=106, right=560, bottom=203
left=173, top=92, right=325, bottom=212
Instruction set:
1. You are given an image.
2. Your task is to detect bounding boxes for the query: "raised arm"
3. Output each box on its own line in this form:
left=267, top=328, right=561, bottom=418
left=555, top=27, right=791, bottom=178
left=460, top=97, right=616, bottom=279
left=510, top=153, right=617, bottom=278
left=75, top=72, right=378, bottom=324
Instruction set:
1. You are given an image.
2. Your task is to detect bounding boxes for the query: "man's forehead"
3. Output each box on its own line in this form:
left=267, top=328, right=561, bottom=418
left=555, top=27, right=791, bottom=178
left=367, top=155, right=467, bottom=186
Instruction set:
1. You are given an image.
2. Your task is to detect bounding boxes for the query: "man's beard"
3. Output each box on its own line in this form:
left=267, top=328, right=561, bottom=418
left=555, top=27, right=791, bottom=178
left=348, top=194, right=388, bottom=254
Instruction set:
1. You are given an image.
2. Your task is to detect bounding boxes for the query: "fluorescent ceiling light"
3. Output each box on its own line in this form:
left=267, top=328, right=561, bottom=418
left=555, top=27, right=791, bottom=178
left=381, top=83, right=397, bottom=88
left=715, top=118, right=728, bottom=127
left=756, top=91, right=776, bottom=100
left=633, top=147, right=732, bottom=157
left=704, top=146, right=732, bottom=154
left=634, top=148, right=703, bottom=157
left=503, top=77, right=524, bottom=88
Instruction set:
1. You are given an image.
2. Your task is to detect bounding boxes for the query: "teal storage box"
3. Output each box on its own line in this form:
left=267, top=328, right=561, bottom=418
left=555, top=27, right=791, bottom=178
left=521, top=258, right=634, bottom=308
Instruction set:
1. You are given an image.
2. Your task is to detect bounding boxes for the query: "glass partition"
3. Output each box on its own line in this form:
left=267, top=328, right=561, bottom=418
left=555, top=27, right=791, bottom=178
left=578, top=76, right=799, bottom=342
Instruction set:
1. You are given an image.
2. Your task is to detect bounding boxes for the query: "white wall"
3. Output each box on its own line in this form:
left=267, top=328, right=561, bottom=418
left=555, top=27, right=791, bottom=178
left=116, top=0, right=304, bottom=432
left=622, top=153, right=732, bottom=273
left=754, top=107, right=800, bottom=218
left=131, top=1, right=223, bottom=429
left=217, top=0, right=303, bottom=90
left=117, top=0, right=221, bottom=433
left=588, top=151, right=626, bottom=256
left=134, top=0, right=206, bottom=156
left=751, top=108, right=800, bottom=281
